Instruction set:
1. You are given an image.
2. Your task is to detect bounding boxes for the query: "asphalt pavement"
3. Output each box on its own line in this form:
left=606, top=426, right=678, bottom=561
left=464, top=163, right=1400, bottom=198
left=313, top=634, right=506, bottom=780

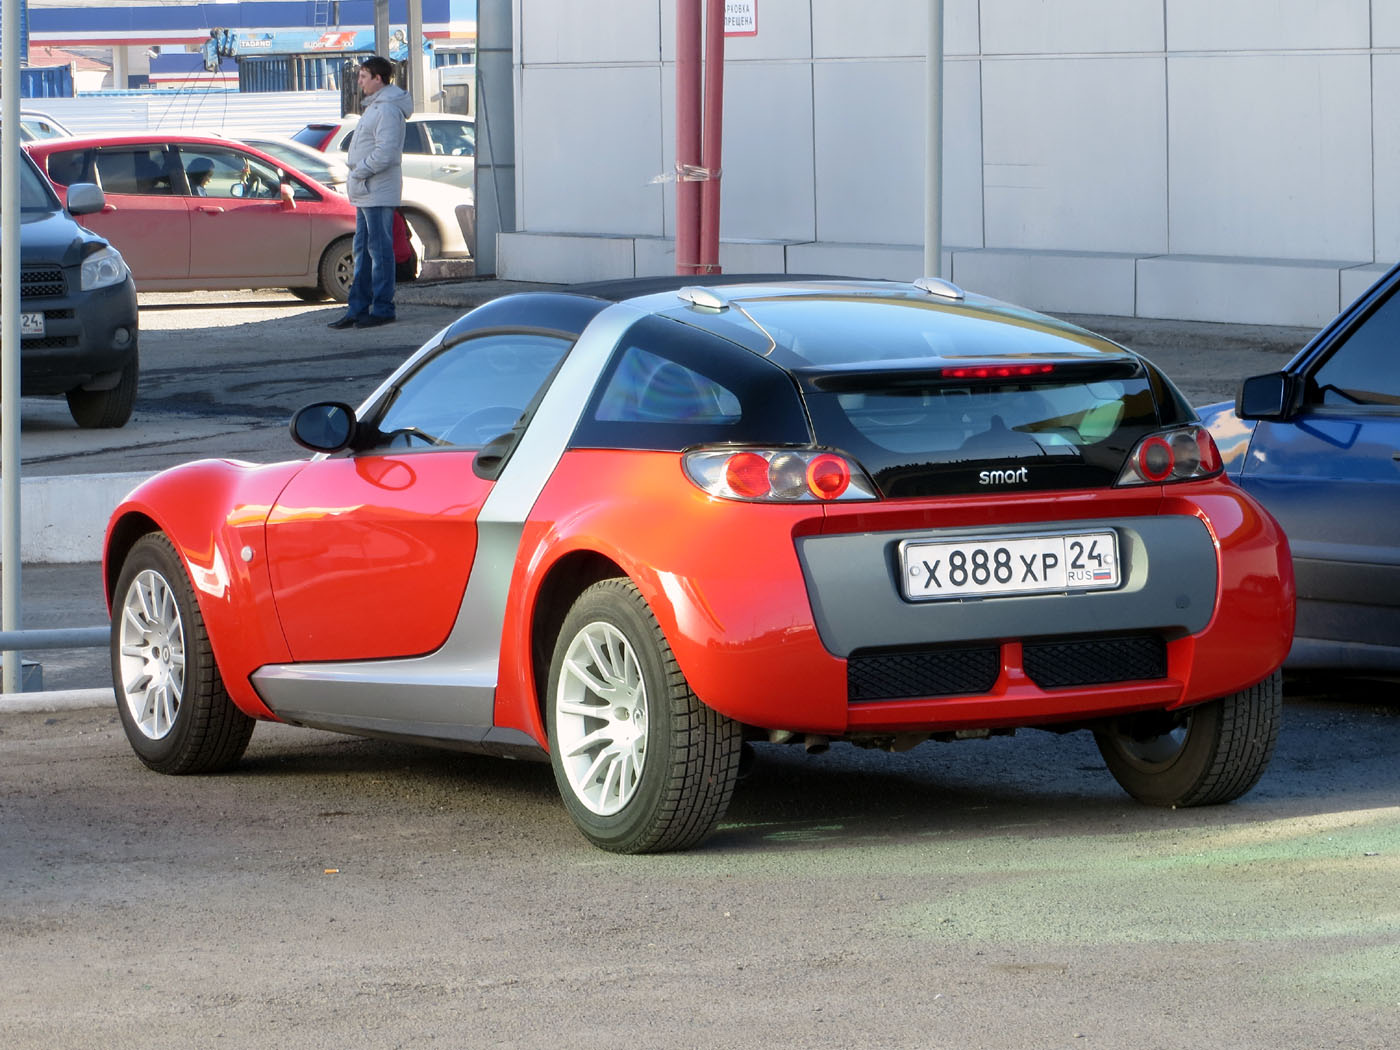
left=0, top=277, right=1319, bottom=702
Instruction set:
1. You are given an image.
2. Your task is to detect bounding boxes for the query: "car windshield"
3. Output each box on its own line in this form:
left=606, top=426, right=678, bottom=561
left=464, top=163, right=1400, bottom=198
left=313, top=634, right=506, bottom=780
left=1, top=151, right=61, bottom=211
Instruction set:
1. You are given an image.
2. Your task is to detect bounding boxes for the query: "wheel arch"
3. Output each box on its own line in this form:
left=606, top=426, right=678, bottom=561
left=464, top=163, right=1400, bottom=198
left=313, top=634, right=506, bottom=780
left=528, top=549, right=628, bottom=729
left=102, top=460, right=306, bottom=718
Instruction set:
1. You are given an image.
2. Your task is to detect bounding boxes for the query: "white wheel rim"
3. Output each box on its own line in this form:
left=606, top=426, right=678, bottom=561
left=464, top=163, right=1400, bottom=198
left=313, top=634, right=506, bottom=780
left=117, top=569, right=186, bottom=741
left=554, top=620, right=648, bottom=816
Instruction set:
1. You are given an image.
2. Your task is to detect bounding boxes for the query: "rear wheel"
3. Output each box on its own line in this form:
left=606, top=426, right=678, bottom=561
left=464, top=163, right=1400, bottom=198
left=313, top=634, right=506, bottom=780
left=546, top=578, right=742, bottom=853
left=66, top=352, right=137, bottom=429
left=317, top=236, right=354, bottom=302
left=1095, top=670, right=1281, bottom=807
left=111, top=533, right=255, bottom=774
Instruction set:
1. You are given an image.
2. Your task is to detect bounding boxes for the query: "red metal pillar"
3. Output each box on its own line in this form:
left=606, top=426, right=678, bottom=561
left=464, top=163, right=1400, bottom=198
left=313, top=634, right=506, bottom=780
left=698, top=0, right=725, bottom=273
left=675, top=0, right=703, bottom=275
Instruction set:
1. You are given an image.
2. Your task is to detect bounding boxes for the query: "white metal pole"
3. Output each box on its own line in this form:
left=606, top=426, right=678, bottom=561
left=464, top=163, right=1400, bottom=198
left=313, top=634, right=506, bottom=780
left=408, top=0, right=426, bottom=112
left=924, top=0, right=944, bottom=278
left=3, top=0, right=25, bottom=693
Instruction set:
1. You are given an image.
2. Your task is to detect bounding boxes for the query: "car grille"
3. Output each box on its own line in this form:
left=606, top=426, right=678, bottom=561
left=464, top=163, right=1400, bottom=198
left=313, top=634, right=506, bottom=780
left=21, top=266, right=66, bottom=299
left=20, top=309, right=78, bottom=349
left=848, top=644, right=1001, bottom=701
left=1022, top=634, right=1166, bottom=689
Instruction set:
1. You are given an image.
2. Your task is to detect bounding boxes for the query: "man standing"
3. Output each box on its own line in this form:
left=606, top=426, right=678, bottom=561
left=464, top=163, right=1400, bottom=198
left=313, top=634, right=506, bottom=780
left=328, top=55, right=413, bottom=330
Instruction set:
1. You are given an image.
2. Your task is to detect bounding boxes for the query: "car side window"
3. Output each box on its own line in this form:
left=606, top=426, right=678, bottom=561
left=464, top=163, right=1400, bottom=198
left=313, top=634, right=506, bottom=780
left=43, top=148, right=95, bottom=187
left=176, top=148, right=284, bottom=199
left=1310, top=285, right=1400, bottom=407
left=94, top=146, right=179, bottom=196
left=574, top=315, right=810, bottom=451
left=424, top=121, right=473, bottom=157
left=368, top=332, right=573, bottom=452
left=595, top=347, right=741, bottom=423
left=401, top=124, right=429, bottom=154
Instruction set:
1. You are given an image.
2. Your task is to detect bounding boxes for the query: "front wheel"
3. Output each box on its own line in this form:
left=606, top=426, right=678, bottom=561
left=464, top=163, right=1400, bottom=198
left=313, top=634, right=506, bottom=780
left=317, top=236, right=354, bottom=303
left=67, top=352, right=138, bottom=429
left=1095, top=670, right=1282, bottom=807
left=546, top=578, right=742, bottom=853
left=111, top=533, right=255, bottom=774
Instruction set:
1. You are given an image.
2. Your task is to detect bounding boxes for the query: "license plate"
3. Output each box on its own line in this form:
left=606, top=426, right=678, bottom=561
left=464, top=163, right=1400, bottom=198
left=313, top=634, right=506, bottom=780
left=20, top=312, right=44, bottom=337
left=900, top=530, right=1120, bottom=601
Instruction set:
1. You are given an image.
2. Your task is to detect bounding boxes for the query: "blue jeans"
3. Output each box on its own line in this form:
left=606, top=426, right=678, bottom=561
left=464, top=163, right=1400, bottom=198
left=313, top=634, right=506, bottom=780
left=346, top=206, right=396, bottom=320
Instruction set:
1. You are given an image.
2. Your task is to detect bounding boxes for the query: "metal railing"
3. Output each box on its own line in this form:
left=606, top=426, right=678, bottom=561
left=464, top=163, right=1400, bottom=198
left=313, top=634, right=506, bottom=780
left=0, top=626, right=110, bottom=650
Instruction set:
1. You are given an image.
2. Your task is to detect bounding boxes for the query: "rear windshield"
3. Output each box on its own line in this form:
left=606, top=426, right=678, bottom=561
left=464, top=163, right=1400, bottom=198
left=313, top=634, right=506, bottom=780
left=803, top=369, right=1160, bottom=497
left=291, top=125, right=334, bottom=148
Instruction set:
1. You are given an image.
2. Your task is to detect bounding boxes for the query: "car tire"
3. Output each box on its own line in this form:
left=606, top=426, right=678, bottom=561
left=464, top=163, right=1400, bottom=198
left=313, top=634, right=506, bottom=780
left=288, top=286, right=328, bottom=302
left=66, top=351, right=138, bottom=429
left=546, top=578, right=742, bottom=854
left=1094, top=670, right=1281, bottom=807
left=402, top=209, right=441, bottom=261
left=317, top=236, right=355, bottom=303
left=111, top=533, right=255, bottom=775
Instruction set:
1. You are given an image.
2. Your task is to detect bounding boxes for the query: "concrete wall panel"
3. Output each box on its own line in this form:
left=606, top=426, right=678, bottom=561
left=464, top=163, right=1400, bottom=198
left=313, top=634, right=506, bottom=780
left=1168, top=0, right=1370, bottom=52
left=812, top=0, right=980, bottom=58
left=521, top=0, right=660, bottom=64
left=982, top=57, right=1167, bottom=253
left=981, top=0, right=1163, bottom=55
left=1168, top=55, right=1371, bottom=260
left=813, top=58, right=981, bottom=247
left=519, top=66, right=665, bottom=235
left=715, top=63, right=816, bottom=242
left=1373, top=55, right=1400, bottom=264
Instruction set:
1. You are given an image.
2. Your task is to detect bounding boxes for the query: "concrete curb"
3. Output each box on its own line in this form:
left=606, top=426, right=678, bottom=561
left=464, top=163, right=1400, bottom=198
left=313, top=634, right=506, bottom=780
left=12, top=472, right=152, bottom=564
left=0, top=687, right=114, bottom=713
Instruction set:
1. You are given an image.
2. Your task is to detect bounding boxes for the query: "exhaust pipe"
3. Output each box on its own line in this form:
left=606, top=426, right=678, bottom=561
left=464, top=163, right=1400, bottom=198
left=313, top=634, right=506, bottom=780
left=804, top=734, right=829, bottom=754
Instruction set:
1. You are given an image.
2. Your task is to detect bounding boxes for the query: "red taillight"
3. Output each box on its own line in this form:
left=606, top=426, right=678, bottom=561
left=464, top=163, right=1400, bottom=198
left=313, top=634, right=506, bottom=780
left=1136, top=435, right=1174, bottom=482
left=1118, top=426, right=1224, bottom=486
left=724, top=452, right=771, bottom=498
left=806, top=454, right=851, bottom=499
left=684, top=449, right=878, bottom=502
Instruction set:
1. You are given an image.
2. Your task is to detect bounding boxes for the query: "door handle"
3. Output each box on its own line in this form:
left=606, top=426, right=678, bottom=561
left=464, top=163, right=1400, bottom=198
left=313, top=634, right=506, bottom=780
left=196, top=206, right=226, bottom=215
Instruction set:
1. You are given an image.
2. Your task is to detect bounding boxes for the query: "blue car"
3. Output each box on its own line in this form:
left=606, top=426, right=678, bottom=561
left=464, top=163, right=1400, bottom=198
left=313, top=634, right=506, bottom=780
left=1199, top=266, right=1400, bottom=674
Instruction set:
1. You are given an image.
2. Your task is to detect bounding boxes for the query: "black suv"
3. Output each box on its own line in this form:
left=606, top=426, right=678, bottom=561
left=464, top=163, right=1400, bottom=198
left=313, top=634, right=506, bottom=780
left=15, top=146, right=139, bottom=427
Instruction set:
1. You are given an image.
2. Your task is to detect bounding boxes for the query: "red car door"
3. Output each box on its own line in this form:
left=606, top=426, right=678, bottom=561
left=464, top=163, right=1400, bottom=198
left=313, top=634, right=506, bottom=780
left=178, top=146, right=312, bottom=279
left=262, top=329, right=576, bottom=664
left=42, top=143, right=192, bottom=280
left=264, top=452, right=491, bottom=663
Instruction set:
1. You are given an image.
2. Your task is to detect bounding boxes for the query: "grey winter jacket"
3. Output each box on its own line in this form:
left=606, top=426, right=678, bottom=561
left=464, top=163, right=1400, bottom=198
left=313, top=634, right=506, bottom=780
left=347, top=83, right=413, bottom=207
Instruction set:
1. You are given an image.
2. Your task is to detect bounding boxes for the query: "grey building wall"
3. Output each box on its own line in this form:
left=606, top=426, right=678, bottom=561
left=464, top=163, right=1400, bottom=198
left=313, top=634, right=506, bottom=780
left=497, top=0, right=1398, bottom=326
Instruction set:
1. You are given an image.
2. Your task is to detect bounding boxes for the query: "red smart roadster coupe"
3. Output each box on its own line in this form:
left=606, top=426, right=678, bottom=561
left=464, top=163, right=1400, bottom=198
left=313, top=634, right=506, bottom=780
left=104, top=276, right=1295, bottom=852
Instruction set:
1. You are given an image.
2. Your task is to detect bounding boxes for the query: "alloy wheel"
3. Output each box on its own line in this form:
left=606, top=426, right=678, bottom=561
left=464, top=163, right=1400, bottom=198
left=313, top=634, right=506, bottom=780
left=117, top=569, right=186, bottom=740
left=554, top=620, right=649, bottom=816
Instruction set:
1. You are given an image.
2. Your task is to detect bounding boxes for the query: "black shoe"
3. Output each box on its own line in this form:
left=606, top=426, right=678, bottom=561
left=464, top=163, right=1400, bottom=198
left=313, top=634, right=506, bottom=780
left=326, top=315, right=360, bottom=330
left=356, top=315, right=395, bottom=328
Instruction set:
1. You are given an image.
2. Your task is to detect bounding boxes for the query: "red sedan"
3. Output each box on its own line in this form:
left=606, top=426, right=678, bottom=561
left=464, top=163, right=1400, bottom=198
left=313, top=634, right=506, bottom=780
left=103, top=277, right=1295, bottom=852
left=27, top=133, right=356, bottom=302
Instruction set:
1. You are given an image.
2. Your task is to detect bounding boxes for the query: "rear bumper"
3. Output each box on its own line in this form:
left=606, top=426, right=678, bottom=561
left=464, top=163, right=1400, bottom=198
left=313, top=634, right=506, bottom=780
left=20, top=274, right=139, bottom=395
left=658, top=487, right=1293, bottom=736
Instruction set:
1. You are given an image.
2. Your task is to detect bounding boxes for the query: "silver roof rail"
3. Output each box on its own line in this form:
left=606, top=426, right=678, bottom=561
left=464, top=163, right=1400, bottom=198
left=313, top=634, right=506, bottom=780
left=676, top=286, right=730, bottom=311
left=913, top=276, right=966, bottom=301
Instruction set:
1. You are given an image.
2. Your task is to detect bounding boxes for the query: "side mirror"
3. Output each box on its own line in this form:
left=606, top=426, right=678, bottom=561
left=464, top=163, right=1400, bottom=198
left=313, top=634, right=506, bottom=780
left=1236, top=371, right=1301, bottom=421
left=66, top=182, right=106, bottom=215
left=290, top=401, right=357, bottom=453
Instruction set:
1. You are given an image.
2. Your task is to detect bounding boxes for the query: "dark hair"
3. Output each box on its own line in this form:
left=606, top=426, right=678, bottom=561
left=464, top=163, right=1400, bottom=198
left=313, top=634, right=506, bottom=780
left=360, top=56, right=394, bottom=86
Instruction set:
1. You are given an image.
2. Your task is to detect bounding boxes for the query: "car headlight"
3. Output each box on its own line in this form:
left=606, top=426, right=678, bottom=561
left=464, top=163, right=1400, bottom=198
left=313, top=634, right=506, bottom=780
left=81, top=245, right=129, bottom=291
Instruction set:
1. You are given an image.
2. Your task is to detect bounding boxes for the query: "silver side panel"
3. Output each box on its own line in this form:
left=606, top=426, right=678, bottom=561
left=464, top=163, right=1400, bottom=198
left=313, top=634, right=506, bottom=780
left=796, top=515, right=1218, bottom=656
left=252, top=302, right=648, bottom=738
